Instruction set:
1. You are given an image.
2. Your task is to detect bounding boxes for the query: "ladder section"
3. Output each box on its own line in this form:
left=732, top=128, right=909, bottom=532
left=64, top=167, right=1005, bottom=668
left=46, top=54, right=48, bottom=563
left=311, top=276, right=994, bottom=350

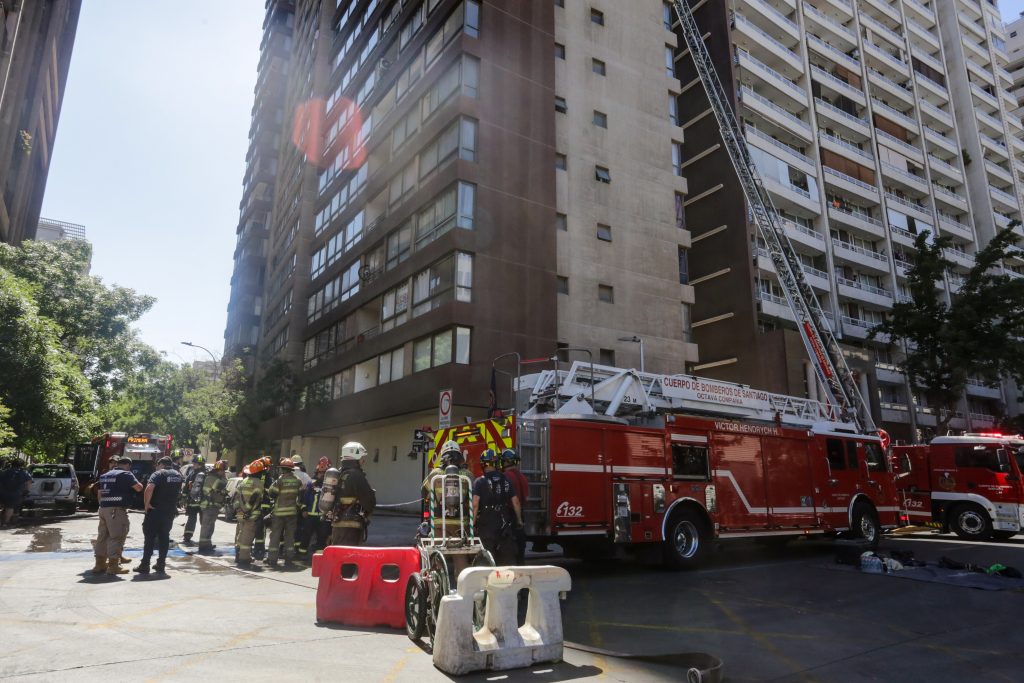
left=670, top=0, right=875, bottom=433
left=518, top=362, right=845, bottom=428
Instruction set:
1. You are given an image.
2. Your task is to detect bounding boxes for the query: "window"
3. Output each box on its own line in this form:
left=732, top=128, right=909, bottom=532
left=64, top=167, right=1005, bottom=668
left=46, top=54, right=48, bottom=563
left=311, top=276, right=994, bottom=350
left=556, top=276, right=569, bottom=294
left=555, top=153, right=567, bottom=170
left=306, top=261, right=361, bottom=323
left=399, top=4, right=425, bottom=51
left=669, top=94, right=678, bottom=125
left=593, top=110, right=607, bottom=128
left=865, top=443, right=886, bottom=472
left=826, top=439, right=845, bottom=471
left=555, top=96, right=568, bottom=113
left=381, top=281, right=410, bottom=331
left=599, top=348, right=615, bottom=365
left=592, top=58, right=606, bottom=75
left=590, top=8, right=604, bottom=25
left=411, top=252, right=473, bottom=316
left=419, top=118, right=463, bottom=179
left=672, top=140, right=684, bottom=176
left=455, top=326, right=471, bottom=364
left=412, top=328, right=463, bottom=372
left=413, top=337, right=432, bottom=372
left=663, top=2, right=674, bottom=30
left=556, top=213, right=567, bottom=231
left=665, top=46, right=675, bottom=77
left=555, top=43, right=566, bottom=59
left=673, top=445, right=709, bottom=479
left=386, top=220, right=413, bottom=269
left=378, top=348, right=404, bottom=385
left=675, top=191, right=686, bottom=229
left=433, top=329, right=453, bottom=366
left=955, top=446, right=1002, bottom=471
left=555, top=0, right=564, bottom=6
left=846, top=441, right=858, bottom=470
left=595, top=165, right=611, bottom=183
left=420, top=56, right=479, bottom=122
left=678, top=246, right=689, bottom=284
left=598, top=284, right=614, bottom=303
left=457, top=181, right=476, bottom=228
left=464, top=0, right=480, bottom=38
left=415, top=184, right=459, bottom=246
left=596, top=224, right=612, bottom=241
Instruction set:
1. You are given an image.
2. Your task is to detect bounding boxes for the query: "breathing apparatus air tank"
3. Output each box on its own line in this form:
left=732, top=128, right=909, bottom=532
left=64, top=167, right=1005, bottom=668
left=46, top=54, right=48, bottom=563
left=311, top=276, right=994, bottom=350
left=319, top=467, right=340, bottom=515
left=442, top=464, right=462, bottom=519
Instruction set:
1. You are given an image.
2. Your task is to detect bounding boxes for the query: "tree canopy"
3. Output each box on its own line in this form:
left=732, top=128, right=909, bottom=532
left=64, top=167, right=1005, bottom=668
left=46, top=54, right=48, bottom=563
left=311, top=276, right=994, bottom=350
left=871, top=226, right=1024, bottom=436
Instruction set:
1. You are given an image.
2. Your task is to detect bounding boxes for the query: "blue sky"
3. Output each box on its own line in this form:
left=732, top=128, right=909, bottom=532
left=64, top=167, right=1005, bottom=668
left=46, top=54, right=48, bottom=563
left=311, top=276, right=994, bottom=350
left=38, top=0, right=1024, bottom=366
left=41, top=1, right=263, bottom=365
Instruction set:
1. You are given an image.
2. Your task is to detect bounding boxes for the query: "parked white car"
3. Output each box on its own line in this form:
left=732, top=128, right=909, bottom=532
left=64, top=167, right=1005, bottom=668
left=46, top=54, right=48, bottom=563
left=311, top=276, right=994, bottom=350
left=23, top=464, right=78, bottom=515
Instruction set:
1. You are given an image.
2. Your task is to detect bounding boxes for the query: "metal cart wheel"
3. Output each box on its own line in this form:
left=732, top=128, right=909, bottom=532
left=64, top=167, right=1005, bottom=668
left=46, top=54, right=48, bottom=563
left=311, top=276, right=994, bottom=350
left=425, top=549, right=450, bottom=647
left=405, top=572, right=428, bottom=641
left=471, top=549, right=495, bottom=629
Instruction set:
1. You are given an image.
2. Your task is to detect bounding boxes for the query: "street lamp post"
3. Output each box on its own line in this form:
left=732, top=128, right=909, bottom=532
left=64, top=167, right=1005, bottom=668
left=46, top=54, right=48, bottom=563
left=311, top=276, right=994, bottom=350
left=180, top=341, right=220, bottom=373
left=617, top=335, right=645, bottom=372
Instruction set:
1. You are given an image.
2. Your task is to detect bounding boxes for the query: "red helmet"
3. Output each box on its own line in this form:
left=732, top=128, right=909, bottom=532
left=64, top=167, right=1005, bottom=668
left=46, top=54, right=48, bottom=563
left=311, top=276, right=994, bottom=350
left=279, top=458, right=294, bottom=470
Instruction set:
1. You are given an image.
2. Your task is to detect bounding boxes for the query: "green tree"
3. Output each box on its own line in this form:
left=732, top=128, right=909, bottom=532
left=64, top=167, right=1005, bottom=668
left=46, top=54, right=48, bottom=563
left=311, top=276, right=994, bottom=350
left=0, top=240, right=154, bottom=404
left=871, top=226, right=1024, bottom=436
left=0, top=270, right=94, bottom=457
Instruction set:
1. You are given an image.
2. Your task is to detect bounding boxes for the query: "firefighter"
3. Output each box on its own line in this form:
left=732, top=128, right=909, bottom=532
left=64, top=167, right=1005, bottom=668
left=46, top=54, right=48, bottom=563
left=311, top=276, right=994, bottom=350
left=252, top=456, right=273, bottom=561
left=181, top=453, right=206, bottom=544
left=234, top=459, right=266, bottom=567
left=266, top=457, right=302, bottom=567
left=329, top=442, right=376, bottom=546
left=197, top=460, right=228, bottom=553
left=472, top=449, right=522, bottom=565
left=420, top=440, right=474, bottom=540
left=500, top=448, right=529, bottom=564
left=298, top=457, right=331, bottom=558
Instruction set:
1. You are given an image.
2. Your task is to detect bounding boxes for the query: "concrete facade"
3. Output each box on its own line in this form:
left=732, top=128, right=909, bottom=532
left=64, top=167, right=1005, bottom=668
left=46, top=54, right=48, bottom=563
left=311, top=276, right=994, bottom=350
left=0, top=0, right=80, bottom=245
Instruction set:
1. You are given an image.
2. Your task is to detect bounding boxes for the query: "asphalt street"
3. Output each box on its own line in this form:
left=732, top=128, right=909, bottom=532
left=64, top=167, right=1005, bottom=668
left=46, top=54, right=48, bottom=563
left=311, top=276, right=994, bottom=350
left=1, top=511, right=1023, bottom=682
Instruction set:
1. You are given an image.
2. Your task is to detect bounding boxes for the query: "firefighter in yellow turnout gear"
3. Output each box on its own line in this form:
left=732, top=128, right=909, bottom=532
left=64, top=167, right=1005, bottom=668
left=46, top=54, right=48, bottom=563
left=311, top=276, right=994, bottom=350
left=197, top=460, right=228, bottom=553
left=266, top=458, right=302, bottom=567
left=328, top=442, right=376, bottom=546
left=233, top=459, right=266, bottom=567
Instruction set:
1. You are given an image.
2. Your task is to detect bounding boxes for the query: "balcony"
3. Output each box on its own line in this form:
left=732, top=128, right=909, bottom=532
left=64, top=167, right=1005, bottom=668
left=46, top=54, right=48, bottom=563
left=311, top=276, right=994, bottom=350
left=823, top=166, right=880, bottom=202
left=819, top=130, right=874, bottom=164
left=906, top=17, right=939, bottom=49
left=860, top=0, right=901, bottom=24
left=969, top=413, right=997, bottom=427
left=890, top=225, right=918, bottom=248
left=926, top=153, right=963, bottom=182
left=868, top=69, right=914, bottom=109
left=747, top=126, right=816, bottom=170
left=758, top=290, right=797, bottom=322
left=985, top=159, right=1014, bottom=185
left=913, top=70, right=949, bottom=102
left=784, top=219, right=828, bottom=250
left=920, top=100, right=954, bottom=130
left=874, top=128, right=924, bottom=163
left=832, top=238, right=890, bottom=271
left=802, top=4, right=857, bottom=51
left=944, top=248, right=976, bottom=269
left=837, top=276, right=894, bottom=306
left=880, top=162, right=929, bottom=194
left=903, top=0, right=935, bottom=25
left=884, top=192, right=932, bottom=221
left=971, top=82, right=999, bottom=112
left=840, top=315, right=883, bottom=340
left=931, top=184, right=968, bottom=211
left=828, top=204, right=885, bottom=236
left=737, top=50, right=808, bottom=106
left=994, top=211, right=1013, bottom=229
left=733, top=13, right=804, bottom=73
left=990, top=185, right=1018, bottom=211
left=807, top=33, right=861, bottom=74
left=739, top=0, right=801, bottom=42
left=981, top=133, right=1010, bottom=160
left=863, top=41, right=909, bottom=79
left=966, top=378, right=1002, bottom=399
left=811, top=64, right=868, bottom=105
left=871, top=99, right=918, bottom=133
left=923, top=126, right=957, bottom=155
left=938, top=215, right=973, bottom=240
left=763, top=174, right=822, bottom=213
left=741, top=87, right=813, bottom=140
left=814, top=97, right=870, bottom=136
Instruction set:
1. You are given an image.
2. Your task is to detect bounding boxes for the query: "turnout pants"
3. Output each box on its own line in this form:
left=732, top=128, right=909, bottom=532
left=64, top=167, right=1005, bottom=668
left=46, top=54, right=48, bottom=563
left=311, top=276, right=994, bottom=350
left=329, top=524, right=364, bottom=547
left=268, top=515, right=297, bottom=562
left=95, top=507, right=130, bottom=559
left=198, top=508, right=218, bottom=547
left=183, top=505, right=200, bottom=539
left=235, top=517, right=258, bottom=562
left=142, top=510, right=175, bottom=566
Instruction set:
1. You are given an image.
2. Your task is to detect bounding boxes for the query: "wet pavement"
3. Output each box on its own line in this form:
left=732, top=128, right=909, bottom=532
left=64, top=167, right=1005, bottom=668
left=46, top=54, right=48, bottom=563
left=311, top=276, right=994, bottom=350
left=1, top=512, right=1023, bottom=682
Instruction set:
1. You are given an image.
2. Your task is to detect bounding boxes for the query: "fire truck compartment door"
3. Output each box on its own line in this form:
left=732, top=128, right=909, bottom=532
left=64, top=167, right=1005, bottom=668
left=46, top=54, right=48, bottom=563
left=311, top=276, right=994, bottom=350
left=548, top=424, right=609, bottom=530
left=763, top=436, right=818, bottom=527
left=712, top=434, right=769, bottom=530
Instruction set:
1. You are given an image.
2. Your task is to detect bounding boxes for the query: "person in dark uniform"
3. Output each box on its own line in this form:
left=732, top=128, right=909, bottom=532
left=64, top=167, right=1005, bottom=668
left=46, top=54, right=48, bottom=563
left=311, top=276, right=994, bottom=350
left=500, top=449, right=529, bottom=565
left=135, top=456, right=183, bottom=575
left=91, top=457, right=143, bottom=575
left=472, top=449, right=522, bottom=565
left=329, top=442, right=376, bottom=546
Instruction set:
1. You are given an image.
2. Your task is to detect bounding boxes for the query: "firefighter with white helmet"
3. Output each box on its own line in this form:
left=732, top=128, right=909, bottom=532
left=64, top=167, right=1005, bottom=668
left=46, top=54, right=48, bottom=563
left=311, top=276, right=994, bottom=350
left=420, top=439, right=473, bottom=539
left=328, top=442, right=376, bottom=546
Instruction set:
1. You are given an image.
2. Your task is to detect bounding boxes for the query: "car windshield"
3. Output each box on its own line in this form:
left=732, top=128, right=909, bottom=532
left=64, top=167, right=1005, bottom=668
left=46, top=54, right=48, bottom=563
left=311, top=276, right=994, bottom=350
left=29, top=465, right=70, bottom=479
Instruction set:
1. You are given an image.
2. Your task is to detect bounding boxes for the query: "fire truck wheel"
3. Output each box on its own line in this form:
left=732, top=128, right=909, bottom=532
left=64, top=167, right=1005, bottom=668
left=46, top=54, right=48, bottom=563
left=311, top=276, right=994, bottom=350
left=851, top=503, right=881, bottom=549
left=949, top=504, right=993, bottom=541
left=663, top=509, right=710, bottom=570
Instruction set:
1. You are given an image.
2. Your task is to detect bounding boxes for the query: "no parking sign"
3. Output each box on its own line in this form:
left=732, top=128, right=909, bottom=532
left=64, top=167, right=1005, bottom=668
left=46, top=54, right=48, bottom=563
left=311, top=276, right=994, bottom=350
left=438, top=388, right=453, bottom=428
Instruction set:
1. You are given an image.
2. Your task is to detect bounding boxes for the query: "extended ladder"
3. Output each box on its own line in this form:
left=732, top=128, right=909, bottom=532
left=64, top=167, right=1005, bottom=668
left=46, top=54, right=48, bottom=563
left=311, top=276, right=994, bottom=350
left=670, top=0, right=875, bottom=433
left=518, top=361, right=846, bottom=428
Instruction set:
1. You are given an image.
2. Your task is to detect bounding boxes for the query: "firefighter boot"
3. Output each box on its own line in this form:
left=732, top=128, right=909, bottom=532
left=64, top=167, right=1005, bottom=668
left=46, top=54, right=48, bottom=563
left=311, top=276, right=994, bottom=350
left=91, top=556, right=106, bottom=573
left=153, top=561, right=166, bottom=575
left=118, top=555, right=132, bottom=564
left=134, top=560, right=150, bottom=574
left=106, top=558, right=129, bottom=575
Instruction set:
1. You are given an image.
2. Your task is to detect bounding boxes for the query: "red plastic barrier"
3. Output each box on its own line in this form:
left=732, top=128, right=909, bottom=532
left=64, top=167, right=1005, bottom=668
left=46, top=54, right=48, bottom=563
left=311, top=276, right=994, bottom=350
left=314, top=545, right=420, bottom=629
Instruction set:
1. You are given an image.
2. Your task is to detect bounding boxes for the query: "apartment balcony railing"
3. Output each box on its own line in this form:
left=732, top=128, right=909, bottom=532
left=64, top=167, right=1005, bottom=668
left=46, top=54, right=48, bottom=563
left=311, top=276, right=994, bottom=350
left=907, top=17, right=938, bottom=43
left=841, top=315, right=880, bottom=331
left=831, top=204, right=884, bottom=227
left=786, top=219, right=826, bottom=242
left=869, top=68, right=913, bottom=97
left=990, top=185, right=1017, bottom=206
left=885, top=192, right=930, bottom=214
left=890, top=224, right=916, bottom=242
left=819, top=130, right=873, bottom=162
left=735, top=13, right=801, bottom=65
left=931, top=183, right=966, bottom=204
left=939, top=214, right=972, bottom=233
left=872, top=99, right=918, bottom=129
left=802, top=3, right=856, bottom=40
left=863, top=13, right=905, bottom=47
left=832, top=238, right=888, bottom=263
left=994, top=211, right=1012, bottom=228
left=975, top=107, right=1003, bottom=132
left=874, top=128, right=922, bottom=157
left=914, top=70, right=948, bottom=95
left=944, top=248, right=976, bottom=266
left=927, top=153, right=962, bottom=177
left=807, top=33, right=860, bottom=71
left=747, top=0, right=801, bottom=33
left=971, top=82, right=999, bottom=108
left=741, top=86, right=812, bottom=134
left=881, top=161, right=928, bottom=187
left=981, top=132, right=1009, bottom=155
left=814, top=97, right=869, bottom=128
left=747, top=126, right=814, bottom=166
left=759, top=290, right=788, bottom=307
left=985, top=159, right=1013, bottom=181
left=904, top=0, right=935, bottom=22
left=824, top=166, right=878, bottom=195
left=737, top=49, right=805, bottom=99
left=893, top=256, right=913, bottom=270
left=866, top=41, right=909, bottom=73
left=920, top=100, right=953, bottom=125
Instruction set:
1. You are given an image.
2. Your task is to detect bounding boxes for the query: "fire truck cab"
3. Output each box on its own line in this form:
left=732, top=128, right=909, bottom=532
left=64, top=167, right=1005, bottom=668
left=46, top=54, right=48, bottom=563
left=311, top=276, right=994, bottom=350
left=430, top=362, right=901, bottom=568
left=896, top=435, right=1024, bottom=541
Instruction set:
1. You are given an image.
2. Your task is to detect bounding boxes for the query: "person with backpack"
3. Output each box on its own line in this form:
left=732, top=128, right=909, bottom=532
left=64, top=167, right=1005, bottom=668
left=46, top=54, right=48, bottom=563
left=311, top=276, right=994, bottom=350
left=472, top=449, right=522, bottom=565
left=181, top=454, right=206, bottom=544
left=329, top=442, right=376, bottom=546
left=196, top=460, right=228, bottom=553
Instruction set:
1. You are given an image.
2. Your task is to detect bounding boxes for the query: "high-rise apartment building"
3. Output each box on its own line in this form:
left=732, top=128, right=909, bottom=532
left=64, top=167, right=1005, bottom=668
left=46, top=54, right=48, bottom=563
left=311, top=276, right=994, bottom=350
left=224, top=0, right=697, bottom=500
left=680, top=0, right=1023, bottom=441
left=0, top=0, right=81, bottom=245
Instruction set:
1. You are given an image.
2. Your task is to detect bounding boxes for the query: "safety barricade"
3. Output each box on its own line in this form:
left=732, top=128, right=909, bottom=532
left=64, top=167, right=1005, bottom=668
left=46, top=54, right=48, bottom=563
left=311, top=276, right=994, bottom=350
left=433, top=565, right=571, bottom=675
left=313, top=545, right=420, bottom=629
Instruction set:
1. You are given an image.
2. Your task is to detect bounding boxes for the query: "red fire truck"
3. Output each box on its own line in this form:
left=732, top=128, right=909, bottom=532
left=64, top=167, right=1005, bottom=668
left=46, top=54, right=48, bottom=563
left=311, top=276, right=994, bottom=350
left=430, top=362, right=901, bottom=568
left=68, top=432, right=173, bottom=509
left=896, top=434, right=1024, bottom=541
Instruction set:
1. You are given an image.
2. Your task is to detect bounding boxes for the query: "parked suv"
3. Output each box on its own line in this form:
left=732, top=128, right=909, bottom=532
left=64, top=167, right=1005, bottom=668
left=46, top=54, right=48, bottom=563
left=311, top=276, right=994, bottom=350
left=24, top=464, right=78, bottom=515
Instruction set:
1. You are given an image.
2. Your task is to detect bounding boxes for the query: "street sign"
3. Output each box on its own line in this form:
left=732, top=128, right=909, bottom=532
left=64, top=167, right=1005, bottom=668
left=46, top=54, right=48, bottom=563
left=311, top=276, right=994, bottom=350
left=438, top=389, right=453, bottom=428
